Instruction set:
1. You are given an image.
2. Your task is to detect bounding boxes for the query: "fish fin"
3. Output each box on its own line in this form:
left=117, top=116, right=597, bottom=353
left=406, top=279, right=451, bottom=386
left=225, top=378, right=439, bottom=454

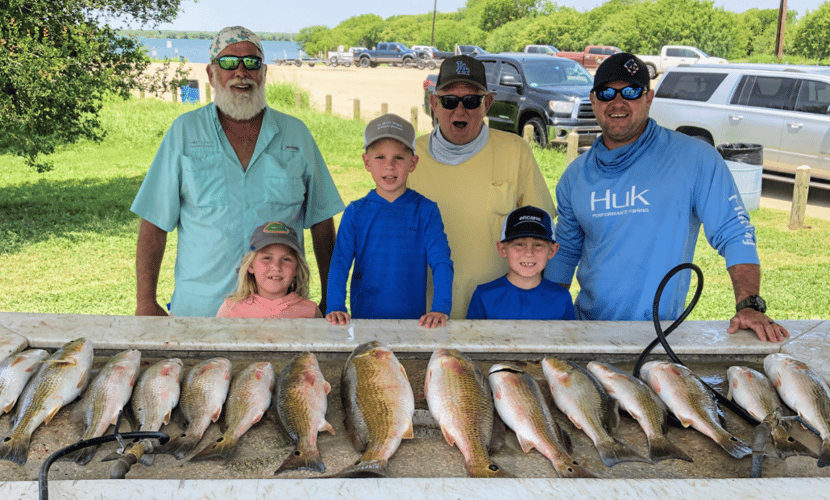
left=402, top=420, right=414, bottom=440
left=138, top=452, right=155, bottom=466
left=516, top=434, right=536, bottom=454
left=160, top=430, right=203, bottom=460
left=210, top=407, right=222, bottom=423
left=819, top=438, right=830, bottom=468
left=715, top=429, right=753, bottom=459
left=440, top=426, right=456, bottom=447
left=323, top=380, right=331, bottom=395
left=44, top=405, right=61, bottom=425
left=322, top=420, right=335, bottom=435
left=596, top=438, right=651, bottom=467
left=275, top=446, right=326, bottom=474
left=488, top=411, right=506, bottom=455
left=3, top=399, right=17, bottom=414
left=162, top=409, right=172, bottom=426
left=648, top=435, right=693, bottom=463
left=398, top=363, right=410, bottom=383
left=0, top=433, right=31, bottom=465
left=64, top=444, right=99, bottom=466
left=323, top=458, right=386, bottom=478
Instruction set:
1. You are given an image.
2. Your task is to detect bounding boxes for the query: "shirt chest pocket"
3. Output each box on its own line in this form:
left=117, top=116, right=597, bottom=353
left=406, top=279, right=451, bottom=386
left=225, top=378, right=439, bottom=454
left=489, top=181, right=517, bottom=216
left=181, top=153, right=228, bottom=207
left=261, top=176, right=306, bottom=209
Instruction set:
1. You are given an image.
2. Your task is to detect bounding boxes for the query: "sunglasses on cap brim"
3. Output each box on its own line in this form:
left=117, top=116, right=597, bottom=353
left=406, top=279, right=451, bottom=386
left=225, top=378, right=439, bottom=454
left=437, top=94, right=485, bottom=110
left=593, top=85, right=645, bottom=102
left=213, top=55, right=263, bottom=71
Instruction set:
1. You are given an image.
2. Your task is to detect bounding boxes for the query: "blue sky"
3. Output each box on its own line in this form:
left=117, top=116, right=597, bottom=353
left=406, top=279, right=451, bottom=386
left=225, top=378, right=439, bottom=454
left=144, top=0, right=827, bottom=34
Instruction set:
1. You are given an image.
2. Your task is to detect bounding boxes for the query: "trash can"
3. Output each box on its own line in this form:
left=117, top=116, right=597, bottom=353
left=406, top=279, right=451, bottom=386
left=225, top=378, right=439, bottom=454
left=716, top=143, right=763, bottom=210
left=180, top=79, right=200, bottom=103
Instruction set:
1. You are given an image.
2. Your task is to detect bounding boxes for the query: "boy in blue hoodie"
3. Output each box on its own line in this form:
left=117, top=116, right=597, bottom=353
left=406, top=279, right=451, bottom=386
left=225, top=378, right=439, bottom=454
left=467, top=206, right=575, bottom=320
left=326, top=114, right=453, bottom=328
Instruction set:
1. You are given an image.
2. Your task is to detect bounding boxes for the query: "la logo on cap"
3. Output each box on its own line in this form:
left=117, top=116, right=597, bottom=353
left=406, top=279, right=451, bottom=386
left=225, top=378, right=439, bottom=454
left=455, top=61, right=471, bottom=76
left=263, top=222, right=290, bottom=234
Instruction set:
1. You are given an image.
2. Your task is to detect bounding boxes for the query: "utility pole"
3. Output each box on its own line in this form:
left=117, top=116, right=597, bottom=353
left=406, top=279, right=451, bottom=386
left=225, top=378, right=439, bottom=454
left=774, top=0, right=787, bottom=59
left=431, top=0, right=438, bottom=46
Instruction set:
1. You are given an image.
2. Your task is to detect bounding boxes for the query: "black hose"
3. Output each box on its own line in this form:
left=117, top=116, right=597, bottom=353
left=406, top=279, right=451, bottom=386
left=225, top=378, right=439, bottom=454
left=632, top=262, right=759, bottom=426
left=38, top=431, right=169, bottom=500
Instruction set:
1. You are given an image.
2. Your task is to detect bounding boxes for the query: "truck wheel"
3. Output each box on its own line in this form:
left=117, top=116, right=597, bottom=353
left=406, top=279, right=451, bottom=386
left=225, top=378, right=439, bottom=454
left=646, top=63, right=657, bottom=80
left=294, top=59, right=302, bottom=67
left=308, top=62, right=315, bottom=67
left=403, top=58, right=414, bottom=68
left=330, top=56, right=338, bottom=65
left=360, top=57, right=370, bottom=68
left=682, top=130, right=715, bottom=146
left=417, top=59, right=426, bottom=70
left=427, top=60, right=437, bottom=70
left=331, top=61, right=338, bottom=67
left=343, top=61, right=351, bottom=67
left=526, top=117, right=548, bottom=147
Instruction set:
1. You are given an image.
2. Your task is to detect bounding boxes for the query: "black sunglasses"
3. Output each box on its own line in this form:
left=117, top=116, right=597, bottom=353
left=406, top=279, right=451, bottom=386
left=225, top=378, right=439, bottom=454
left=594, top=85, right=645, bottom=102
left=438, top=94, right=485, bottom=110
left=214, top=55, right=263, bottom=71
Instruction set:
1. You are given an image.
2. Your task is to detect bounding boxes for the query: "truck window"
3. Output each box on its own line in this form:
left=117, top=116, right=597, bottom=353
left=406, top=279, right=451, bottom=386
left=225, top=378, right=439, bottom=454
left=497, top=62, right=521, bottom=85
left=482, top=61, right=498, bottom=84
left=795, top=79, right=830, bottom=114
left=655, top=72, right=727, bottom=101
left=745, top=76, right=797, bottom=110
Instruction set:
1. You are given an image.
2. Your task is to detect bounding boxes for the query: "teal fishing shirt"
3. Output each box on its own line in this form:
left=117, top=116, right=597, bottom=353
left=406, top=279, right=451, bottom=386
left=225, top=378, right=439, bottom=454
left=131, top=103, right=344, bottom=316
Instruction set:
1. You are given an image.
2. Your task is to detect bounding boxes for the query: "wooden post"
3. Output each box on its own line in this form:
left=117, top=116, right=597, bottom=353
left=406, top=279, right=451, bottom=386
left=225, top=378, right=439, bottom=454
left=172, top=86, right=178, bottom=103
left=788, top=165, right=811, bottom=229
left=204, top=82, right=211, bottom=103
left=410, top=107, right=418, bottom=132
left=325, top=95, right=332, bottom=114
left=354, top=99, right=360, bottom=120
left=140, top=90, right=145, bottom=99
left=523, top=124, right=534, bottom=145
left=566, top=132, right=580, bottom=163
left=381, top=102, right=388, bottom=115
left=295, top=92, right=303, bottom=108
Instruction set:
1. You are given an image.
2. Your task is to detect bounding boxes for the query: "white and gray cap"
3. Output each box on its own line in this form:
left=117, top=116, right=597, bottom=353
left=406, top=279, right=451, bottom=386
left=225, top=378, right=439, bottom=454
left=363, top=113, right=417, bottom=152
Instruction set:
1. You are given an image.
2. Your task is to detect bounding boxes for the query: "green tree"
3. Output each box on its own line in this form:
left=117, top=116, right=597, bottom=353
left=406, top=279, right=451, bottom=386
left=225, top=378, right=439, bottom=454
left=294, top=25, right=334, bottom=56
left=479, top=0, right=539, bottom=31
left=792, top=3, right=830, bottom=59
left=0, top=0, right=183, bottom=172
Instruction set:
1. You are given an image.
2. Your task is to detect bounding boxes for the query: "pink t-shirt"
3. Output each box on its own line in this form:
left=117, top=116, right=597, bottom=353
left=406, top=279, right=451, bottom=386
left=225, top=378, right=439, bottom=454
left=215, top=293, right=323, bottom=319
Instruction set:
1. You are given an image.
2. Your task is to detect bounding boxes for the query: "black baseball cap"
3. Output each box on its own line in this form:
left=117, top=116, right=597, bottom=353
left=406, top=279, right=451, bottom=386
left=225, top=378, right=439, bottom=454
left=500, top=206, right=554, bottom=243
left=436, top=55, right=487, bottom=92
left=592, top=52, right=650, bottom=93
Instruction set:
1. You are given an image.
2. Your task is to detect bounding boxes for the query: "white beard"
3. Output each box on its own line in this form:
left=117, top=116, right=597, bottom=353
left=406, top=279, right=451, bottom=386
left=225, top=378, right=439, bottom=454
left=212, top=72, right=267, bottom=120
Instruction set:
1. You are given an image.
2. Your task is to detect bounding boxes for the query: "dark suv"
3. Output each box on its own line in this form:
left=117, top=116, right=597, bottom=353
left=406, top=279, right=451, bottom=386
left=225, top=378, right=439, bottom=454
left=423, top=53, right=599, bottom=146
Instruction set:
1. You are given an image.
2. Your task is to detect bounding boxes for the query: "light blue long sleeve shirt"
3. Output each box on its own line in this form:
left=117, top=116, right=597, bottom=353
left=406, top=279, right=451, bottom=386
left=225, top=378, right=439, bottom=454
left=547, top=119, right=759, bottom=321
left=131, top=103, right=344, bottom=316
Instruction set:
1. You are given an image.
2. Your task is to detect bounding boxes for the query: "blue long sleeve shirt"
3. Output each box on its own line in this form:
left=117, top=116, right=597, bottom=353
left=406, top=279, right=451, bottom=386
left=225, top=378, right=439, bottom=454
left=547, top=119, right=759, bottom=321
left=326, top=189, right=453, bottom=319
left=466, top=276, right=576, bottom=320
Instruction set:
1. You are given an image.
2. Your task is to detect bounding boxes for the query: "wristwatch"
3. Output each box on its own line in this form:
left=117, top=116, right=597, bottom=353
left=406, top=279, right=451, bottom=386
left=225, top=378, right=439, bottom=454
left=736, top=295, right=766, bottom=313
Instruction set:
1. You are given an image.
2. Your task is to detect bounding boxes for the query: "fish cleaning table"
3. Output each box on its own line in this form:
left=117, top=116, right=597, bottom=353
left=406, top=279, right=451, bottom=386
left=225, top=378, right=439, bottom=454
left=0, top=313, right=828, bottom=500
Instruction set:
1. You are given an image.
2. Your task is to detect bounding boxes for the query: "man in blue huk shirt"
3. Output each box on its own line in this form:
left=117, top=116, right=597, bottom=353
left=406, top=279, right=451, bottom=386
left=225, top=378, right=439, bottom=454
left=547, top=52, right=788, bottom=343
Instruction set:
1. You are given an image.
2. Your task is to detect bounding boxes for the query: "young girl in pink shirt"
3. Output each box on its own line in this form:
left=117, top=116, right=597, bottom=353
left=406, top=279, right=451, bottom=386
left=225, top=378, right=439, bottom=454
left=216, top=222, right=323, bottom=318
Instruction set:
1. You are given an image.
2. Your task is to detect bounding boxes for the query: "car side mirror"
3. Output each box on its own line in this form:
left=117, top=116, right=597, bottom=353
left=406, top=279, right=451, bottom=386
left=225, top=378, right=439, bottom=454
left=500, top=75, right=521, bottom=88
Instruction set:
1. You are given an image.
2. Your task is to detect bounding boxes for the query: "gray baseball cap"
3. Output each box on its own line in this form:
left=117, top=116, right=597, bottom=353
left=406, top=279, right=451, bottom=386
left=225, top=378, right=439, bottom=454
left=363, top=113, right=416, bottom=152
left=248, top=221, right=302, bottom=255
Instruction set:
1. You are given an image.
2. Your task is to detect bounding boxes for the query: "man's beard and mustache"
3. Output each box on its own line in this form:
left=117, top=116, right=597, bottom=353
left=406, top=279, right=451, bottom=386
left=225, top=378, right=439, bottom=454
left=212, top=71, right=267, bottom=120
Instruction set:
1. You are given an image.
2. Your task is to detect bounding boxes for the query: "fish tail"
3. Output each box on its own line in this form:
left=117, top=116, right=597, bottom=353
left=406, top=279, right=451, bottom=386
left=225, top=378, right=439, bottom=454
left=0, top=432, right=31, bottom=466
left=819, top=438, right=830, bottom=468
left=275, top=446, right=326, bottom=474
left=596, top=438, right=651, bottom=467
left=648, top=435, right=693, bottom=463
left=714, top=429, right=753, bottom=459
left=190, top=433, right=239, bottom=461
left=65, top=444, right=99, bottom=466
left=160, top=431, right=203, bottom=460
left=466, top=457, right=512, bottom=478
left=323, top=458, right=387, bottom=478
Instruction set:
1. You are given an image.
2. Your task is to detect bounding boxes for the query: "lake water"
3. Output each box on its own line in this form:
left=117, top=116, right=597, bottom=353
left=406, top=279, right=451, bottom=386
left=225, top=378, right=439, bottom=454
left=135, top=37, right=302, bottom=63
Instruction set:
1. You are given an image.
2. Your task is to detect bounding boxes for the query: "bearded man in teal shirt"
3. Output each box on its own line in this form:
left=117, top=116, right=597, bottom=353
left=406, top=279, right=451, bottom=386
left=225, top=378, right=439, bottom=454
left=131, top=26, right=344, bottom=317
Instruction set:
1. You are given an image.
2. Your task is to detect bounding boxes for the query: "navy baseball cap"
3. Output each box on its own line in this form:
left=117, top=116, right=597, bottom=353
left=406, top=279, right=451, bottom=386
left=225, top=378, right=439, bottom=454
left=500, top=206, right=555, bottom=243
left=436, top=55, right=487, bottom=92
left=592, top=52, right=650, bottom=92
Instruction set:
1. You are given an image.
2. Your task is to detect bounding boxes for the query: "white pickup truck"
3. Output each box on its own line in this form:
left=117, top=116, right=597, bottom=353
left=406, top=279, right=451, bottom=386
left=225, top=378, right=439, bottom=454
left=325, top=46, right=366, bottom=67
left=636, top=45, right=727, bottom=79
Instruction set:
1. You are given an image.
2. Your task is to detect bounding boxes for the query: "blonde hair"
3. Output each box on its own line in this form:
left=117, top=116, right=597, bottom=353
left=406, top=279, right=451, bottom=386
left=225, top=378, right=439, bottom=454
left=226, top=245, right=312, bottom=303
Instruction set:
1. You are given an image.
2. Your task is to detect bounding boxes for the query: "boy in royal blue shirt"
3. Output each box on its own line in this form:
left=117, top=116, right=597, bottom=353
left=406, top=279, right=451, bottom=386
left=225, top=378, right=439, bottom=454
left=467, top=206, right=575, bottom=320
left=326, top=114, right=453, bottom=328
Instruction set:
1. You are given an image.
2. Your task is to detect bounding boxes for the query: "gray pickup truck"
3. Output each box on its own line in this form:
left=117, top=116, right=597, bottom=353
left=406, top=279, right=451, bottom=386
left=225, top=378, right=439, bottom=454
left=423, top=53, right=600, bottom=146
left=353, top=43, right=418, bottom=68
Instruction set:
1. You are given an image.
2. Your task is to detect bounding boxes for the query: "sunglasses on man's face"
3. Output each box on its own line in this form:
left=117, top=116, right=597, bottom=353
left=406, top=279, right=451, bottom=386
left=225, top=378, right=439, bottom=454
left=437, top=94, right=485, bottom=110
left=214, top=55, right=263, bottom=71
left=593, top=85, right=645, bottom=102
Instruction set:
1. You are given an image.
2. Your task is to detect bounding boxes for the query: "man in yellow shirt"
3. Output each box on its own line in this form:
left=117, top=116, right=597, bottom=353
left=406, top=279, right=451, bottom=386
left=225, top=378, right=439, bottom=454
left=409, top=55, right=555, bottom=318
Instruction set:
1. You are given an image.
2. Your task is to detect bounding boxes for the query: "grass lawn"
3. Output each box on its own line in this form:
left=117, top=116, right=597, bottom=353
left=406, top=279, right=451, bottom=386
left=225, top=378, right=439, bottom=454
left=1, top=85, right=829, bottom=320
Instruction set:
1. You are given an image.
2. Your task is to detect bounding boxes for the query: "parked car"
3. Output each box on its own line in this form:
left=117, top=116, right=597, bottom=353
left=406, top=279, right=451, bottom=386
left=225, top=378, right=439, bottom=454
left=412, top=45, right=455, bottom=60
left=353, top=43, right=418, bottom=68
left=455, top=44, right=489, bottom=56
left=636, top=45, right=728, bottom=79
left=524, top=45, right=559, bottom=55
left=557, top=45, right=620, bottom=70
left=423, top=53, right=600, bottom=146
left=650, top=63, right=830, bottom=182
left=325, top=46, right=365, bottom=67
